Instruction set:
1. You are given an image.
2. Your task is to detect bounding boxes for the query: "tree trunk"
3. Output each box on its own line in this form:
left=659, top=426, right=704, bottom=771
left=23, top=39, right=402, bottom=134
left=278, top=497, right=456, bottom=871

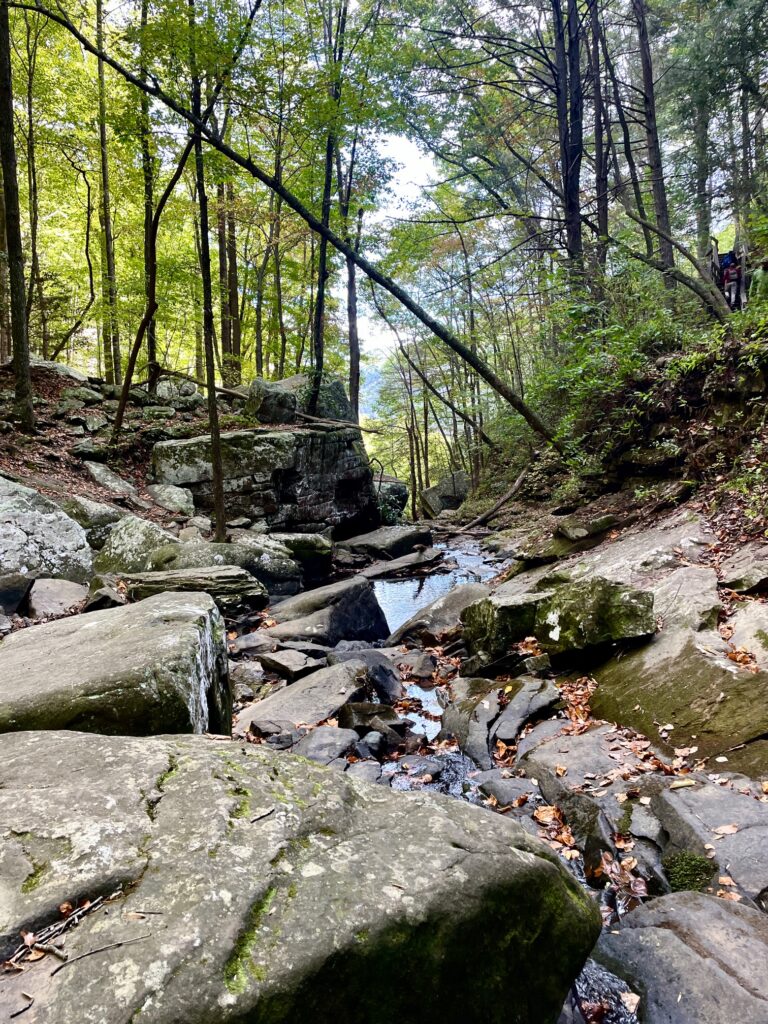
left=591, top=0, right=608, bottom=272
left=23, top=14, right=49, bottom=357
left=96, top=0, right=121, bottom=382
left=632, top=0, right=675, bottom=281
left=189, top=0, right=226, bottom=542
left=226, top=180, right=241, bottom=384
left=0, top=173, right=11, bottom=364
left=551, top=0, right=583, bottom=273
left=216, top=181, right=232, bottom=381
left=0, top=0, right=34, bottom=430
left=693, top=93, right=710, bottom=261
left=310, top=133, right=334, bottom=410
left=139, top=0, right=157, bottom=388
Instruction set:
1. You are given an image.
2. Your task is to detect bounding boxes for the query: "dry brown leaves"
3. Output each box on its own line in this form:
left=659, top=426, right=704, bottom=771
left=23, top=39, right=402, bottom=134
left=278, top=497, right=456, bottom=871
left=558, top=675, right=597, bottom=733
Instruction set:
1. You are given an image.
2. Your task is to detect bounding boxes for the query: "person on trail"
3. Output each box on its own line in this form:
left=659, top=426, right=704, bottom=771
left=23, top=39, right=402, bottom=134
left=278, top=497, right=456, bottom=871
left=750, top=258, right=768, bottom=304
left=722, top=251, right=741, bottom=310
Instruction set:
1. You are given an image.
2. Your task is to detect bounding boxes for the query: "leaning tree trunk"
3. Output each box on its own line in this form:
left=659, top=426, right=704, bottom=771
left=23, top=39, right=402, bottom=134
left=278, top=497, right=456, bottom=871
left=0, top=0, right=34, bottom=430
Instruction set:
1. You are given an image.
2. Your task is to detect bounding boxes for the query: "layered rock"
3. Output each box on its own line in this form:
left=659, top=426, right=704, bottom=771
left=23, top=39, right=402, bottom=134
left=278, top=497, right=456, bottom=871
left=266, top=576, right=389, bottom=645
left=421, top=470, right=469, bottom=518
left=0, top=731, right=601, bottom=1024
left=151, top=426, right=378, bottom=534
left=0, top=477, right=92, bottom=608
left=0, top=593, right=230, bottom=735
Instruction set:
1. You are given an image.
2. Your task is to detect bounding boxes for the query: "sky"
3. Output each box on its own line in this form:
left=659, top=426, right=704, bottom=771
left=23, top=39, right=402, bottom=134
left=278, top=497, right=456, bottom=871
left=356, top=133, right=436, bottom=359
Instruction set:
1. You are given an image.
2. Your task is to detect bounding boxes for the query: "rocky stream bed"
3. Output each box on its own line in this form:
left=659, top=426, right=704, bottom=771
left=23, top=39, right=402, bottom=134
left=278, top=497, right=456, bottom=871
left=1, top=366, right=768, bottom=1023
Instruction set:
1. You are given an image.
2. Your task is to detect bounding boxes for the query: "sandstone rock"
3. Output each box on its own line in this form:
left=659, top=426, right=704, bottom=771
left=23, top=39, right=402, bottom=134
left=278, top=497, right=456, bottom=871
left=253, top=647, right=324, bottom=682
left=593, top=595, right=768, bottom=775
left=84, top=461, right=137, bottom=494
left=167, top=537, right=301, bottom=595
left=0, top=593, right=230, bottom=735
left=151, top=426, right=378, bottom=534
left=26, top=578, right=88, bottom=618
left=267, top=576, right=389, bottom=645
left=55, top=493, right=125, bottom=549
left=387, top=582, right=491, bottom=645
left=245, top=372, right=354, bottom=424
left=292, top=725, right=360, bottom=763
left=119, top=565, right=268, bottom=612
left=326, top=648, right=404, bottom=702
left=337, top=524, right=433, bottom=560
left=421, top=470, right=469, bottom=518
left=93, top=514, right=178, bottom=575
left=265, top=532, right=333, bottom=581
left=595, top=893, right=768, bottom=1023
left=235, top=661, right=369, bottom=733
left=462, top=575, right=655, bottom=662
left=0, top=477, right=92, bottom=596
left=720, top=541, right=768, bottom=593
left=146, top=483, right=195, bottom=516
left=0, top=731, right=600, bottom=1024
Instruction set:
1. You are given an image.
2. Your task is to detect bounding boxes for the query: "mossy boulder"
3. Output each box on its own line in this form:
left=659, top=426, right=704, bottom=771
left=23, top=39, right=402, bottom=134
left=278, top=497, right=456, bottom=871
left=0, top=731, right=601, bottom=1023
left=0, top=593, right=230, bottom=735
left=462, top=575, right=655, bottom=662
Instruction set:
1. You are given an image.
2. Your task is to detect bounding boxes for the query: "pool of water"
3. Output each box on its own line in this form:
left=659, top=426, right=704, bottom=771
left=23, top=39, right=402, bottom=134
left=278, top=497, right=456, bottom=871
left=374, top=539, right=503, bottom=634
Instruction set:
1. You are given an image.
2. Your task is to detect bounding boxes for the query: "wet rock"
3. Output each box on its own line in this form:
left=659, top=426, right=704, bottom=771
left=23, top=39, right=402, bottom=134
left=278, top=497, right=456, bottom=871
left=476, top=770, right=540, bottom=808
left=26, top=578, right=88, bottom=618
left=359, top=547, right=444, bottom=579
left=84, top=460, right=137, bottom=494
left=236, top=662, right=370, bottom=733
left=147, top=483, right=195, bottom=516
left=267, top=532, right=333, bottom=581
left=0, top=476, right=93, bottom=591
left=337, top=524, right=433, bottom=560
left=595, top=892, right=768, bottom=1023
left=0, top=730, right=601, bottom=1024
left=292, top=725, right=360, bottom=763
left=151, top=426, right=378, bottom=534
left=0, top=593, right=230, bottom=735
left=387, top=582, right=491, bottom=645
left=421, top=470, right=469, bottom=518
left=55, top=493, right=125, bottom=549
left=720, top=541, right=768, bottom=593
left=440, top=677, right=503, bottom=770
left=118, top=565, right=268, bottom=612
left=267, top=576, right=389, bottom=645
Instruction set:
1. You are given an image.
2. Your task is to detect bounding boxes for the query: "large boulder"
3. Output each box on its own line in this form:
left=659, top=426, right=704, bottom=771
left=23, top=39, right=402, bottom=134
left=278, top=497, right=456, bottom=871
left=595, top=893, right=768, bottom=1023
left=244, top=373, right=354, bottom=424
left=592, top=589, right=768, bottom=774
left=55, top=493, right=126, bottom=549
left=421, top=470, right=469, bottom=518
left=462, top=575, right=655, bottom=663
left=337, top=524, right=433, bottom=560
left=94, top=517, right=301, bottom=594
left=0, top=592, right=230, bottom=735
left=720, top=541, right=768, bottom=593
left=0, top=732, right=600, bottom=1024
left=152, top=426, right=378, bottom=535
left=118, top=565, right=268, bottom=612
left=26, top=578, right=88, bottom=618
left=0, top=476, right=92, bottom=606
left=267, top=576, right=389, bottom=645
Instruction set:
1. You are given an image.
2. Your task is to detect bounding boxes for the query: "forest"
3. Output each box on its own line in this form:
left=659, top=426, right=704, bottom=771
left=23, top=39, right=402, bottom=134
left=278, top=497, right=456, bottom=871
left=2, top=1, right=768, bottom=1021
left=2, top=0, right=766, bottom=489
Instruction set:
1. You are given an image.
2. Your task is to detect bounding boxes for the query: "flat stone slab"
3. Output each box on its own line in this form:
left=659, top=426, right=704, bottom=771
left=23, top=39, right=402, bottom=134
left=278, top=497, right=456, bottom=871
left=0, top=731, right=600, bottom=1024
left=84, top=461, right=137, bottom=494
left=146, top=483, right=194, bottom=516
left=0, top=592, right=230, bottom=735
left=595, top=892, right=768, bottom=1023
left=267, top=575, right=389, bottom=645
left=26, top=578, right=88, bottom=618
left=387, top=582, right=491, bottom=645
left=119, top=565, right=268, bottom=612
left=235, top=662, right=369, bottom=733
left=720, top=541, right=768, bottom=593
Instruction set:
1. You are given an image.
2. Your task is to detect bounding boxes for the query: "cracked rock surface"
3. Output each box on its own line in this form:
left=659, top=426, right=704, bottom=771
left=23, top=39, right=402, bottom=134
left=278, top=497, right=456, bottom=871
left=0, top=731, right=600, bottom=1024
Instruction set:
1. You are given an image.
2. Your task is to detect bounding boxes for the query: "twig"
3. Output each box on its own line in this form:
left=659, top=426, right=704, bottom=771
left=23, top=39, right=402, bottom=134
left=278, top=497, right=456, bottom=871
left=50, top=933, right=152, bottom=976
left=9, top=995, right=34, bottom=1019
left=33, top=942, right=67, bottom=961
